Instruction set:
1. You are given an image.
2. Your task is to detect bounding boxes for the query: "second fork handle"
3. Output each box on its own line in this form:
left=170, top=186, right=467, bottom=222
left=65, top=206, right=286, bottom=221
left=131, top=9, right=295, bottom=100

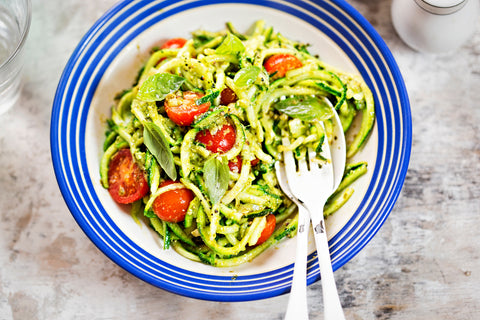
left=311, top=214, right=346, bottom=320
left=284, top=207, right=310, bottom=320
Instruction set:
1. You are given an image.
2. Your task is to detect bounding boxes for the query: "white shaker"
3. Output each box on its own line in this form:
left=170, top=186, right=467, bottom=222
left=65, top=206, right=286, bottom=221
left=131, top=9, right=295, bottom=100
left=391, top=0, right=480, bottom=53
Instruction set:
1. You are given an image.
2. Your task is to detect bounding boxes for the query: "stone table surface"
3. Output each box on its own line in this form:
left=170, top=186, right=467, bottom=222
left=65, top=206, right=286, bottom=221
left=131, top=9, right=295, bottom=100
left=1, top=0, right=479, bottom=319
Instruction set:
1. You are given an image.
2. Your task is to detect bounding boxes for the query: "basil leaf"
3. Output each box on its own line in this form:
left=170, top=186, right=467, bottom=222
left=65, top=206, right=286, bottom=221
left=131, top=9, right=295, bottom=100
left=144, top=210, right=157, bottom=218
left=196, top=90, right=220, bottom=106
left=137, top=73, right=185, bottom=102
left=203, top=156, right=230, bottom=204
left=143, top=122, right=177, bottom=181
left=234, top=66, right=261, bottom=87
left=215, top=33, right=245, bottom=55
left=273, top=96, right=334, bottom=121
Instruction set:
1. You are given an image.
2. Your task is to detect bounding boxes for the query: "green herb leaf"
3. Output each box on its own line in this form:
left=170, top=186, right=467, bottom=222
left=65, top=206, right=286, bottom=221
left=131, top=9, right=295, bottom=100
left=196, top=90, right=220, bottom=106
left=272, top=96, right=334, bottom=121
left=234, top=66, right=261, bottom=87
left=137, top=73, right=185, bottom=102
left=143, top=122, right=177, bottom=181
left=144, top=210, right=157, bottom=219
left=203, top=156, right=230, bottom=204
left=215, top=33, right=245, bottom=55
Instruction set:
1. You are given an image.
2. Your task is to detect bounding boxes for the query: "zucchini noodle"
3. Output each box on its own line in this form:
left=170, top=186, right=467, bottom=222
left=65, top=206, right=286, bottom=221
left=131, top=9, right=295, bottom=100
left=100, top=21, right=375, bottom=267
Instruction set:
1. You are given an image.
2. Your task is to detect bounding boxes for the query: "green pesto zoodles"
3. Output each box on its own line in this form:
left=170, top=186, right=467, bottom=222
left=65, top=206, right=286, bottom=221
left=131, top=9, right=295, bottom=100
left=100, top=21, right=374, bottom=267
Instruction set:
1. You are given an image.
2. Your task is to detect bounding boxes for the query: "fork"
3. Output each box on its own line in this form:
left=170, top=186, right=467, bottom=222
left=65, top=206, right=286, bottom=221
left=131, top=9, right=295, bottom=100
left=276, top=161, right=310, bottom=320
left=281, top=123, right=346, bottom=320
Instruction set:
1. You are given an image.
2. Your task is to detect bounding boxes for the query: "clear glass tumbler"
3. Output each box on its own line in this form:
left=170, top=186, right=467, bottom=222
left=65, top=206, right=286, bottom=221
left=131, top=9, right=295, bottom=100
left=0, top=0, right=31, bottom=115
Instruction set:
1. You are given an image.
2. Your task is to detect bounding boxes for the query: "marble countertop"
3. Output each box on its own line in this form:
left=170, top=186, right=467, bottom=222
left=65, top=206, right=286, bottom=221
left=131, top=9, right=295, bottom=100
left=1, top=0, right=479, bottom=319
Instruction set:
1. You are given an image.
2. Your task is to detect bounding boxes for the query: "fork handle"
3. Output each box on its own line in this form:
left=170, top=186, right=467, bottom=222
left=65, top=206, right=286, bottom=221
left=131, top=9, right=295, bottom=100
left=311, top=215, right=346, bottom=320
left=284, top=207, right=310, bottom=320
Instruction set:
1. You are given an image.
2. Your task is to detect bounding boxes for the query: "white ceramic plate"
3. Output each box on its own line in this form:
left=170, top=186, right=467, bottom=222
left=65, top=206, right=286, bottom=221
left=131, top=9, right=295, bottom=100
left=51, top=0, right=411, bottom=301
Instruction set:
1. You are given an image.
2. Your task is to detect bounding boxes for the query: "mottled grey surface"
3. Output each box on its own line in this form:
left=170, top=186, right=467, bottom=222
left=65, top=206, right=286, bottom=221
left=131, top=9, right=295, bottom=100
left=1, top=0, right=479, bottom=319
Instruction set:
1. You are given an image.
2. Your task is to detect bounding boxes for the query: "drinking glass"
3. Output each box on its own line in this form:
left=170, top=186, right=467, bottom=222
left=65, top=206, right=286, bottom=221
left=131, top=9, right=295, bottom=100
left=0, top=0, right=31, bottom=115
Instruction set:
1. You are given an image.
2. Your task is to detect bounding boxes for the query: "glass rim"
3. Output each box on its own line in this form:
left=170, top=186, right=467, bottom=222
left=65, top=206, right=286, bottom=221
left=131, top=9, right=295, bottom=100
left=0, top=0, right=32, bottom=70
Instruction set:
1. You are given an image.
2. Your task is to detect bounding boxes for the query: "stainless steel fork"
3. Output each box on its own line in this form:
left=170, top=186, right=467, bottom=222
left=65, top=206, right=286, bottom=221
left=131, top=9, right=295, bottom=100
left=281, top=122, right=346, bottom=320
left=276, top=161, right=310, bottom=320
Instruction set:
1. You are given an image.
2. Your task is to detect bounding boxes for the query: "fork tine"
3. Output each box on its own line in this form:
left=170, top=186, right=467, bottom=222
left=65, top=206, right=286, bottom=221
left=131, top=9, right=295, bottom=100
left=308, top=149, right=334, bottom=190
left=307, top=123, right=335, bottom=187
left=297, top=154, right=309, bottom=173
left=318, top=123, right=333, bottom=160
left=282, top=137, right=297, bottom=176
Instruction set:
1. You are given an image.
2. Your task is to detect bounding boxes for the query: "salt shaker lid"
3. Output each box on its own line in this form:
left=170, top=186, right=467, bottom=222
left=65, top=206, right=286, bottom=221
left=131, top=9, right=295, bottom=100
left=415, top=0, right=467, bottom=14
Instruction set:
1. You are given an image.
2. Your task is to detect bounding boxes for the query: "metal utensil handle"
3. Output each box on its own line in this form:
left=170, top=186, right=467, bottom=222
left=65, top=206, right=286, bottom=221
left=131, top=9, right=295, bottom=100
left=284, top=206, right=310, bottom=320
left=311, top=210, right=346, bottom=320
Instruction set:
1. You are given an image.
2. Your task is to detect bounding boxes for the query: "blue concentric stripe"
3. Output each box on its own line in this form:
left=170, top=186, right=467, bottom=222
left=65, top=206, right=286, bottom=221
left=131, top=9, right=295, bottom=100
left=50, top=0, right=411, bottom=301
left=71, top=0, right=394, bottom=296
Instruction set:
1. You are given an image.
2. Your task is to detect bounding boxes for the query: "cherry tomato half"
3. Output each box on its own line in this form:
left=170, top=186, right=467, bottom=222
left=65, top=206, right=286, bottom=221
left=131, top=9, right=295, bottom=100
left=152, top=180, right=195, bottom=223
left=228, top=155, right=242, bottom=173
left=251, top=158, right=260, bottom=167
left=157, top=38, right=187, bottom=64
left=108, top=149, right=149, bottom=204
left=228, top=155, right=260, bottom=173
left=264, top=53, right=303, bottom=78
left=161, top=38, right=187, bottom=49
left=220, top=87, right=237, bottom=105
left=164, top=91, right=211, bottom=126
left=196, top=124, right=236, bottom=153
left=255, top=214, right=277, bottom=246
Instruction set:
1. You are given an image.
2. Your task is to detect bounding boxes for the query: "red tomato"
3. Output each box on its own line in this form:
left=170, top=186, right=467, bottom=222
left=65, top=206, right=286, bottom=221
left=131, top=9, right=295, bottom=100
left=157, top=38, right=187, bottom=64
left=108, top=149, right=149, bottom=204
left=220, top=87, right=237, bottom=105
left=250, top=158, right=260, bottom=167
left=161, top=38, right=187, bottom=49
left=228, top=155, right=242, bottom=173
left=255, top=214, right=277, bottom=245
left=264, top=54, right=303, bottom=78
left=228, top=156, right=260, bottom=173
left=152, top=180, right=195, bottom=223
left=196, top=124, right=236, bottom=153
left=164, top=91, right=211, bottom=126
